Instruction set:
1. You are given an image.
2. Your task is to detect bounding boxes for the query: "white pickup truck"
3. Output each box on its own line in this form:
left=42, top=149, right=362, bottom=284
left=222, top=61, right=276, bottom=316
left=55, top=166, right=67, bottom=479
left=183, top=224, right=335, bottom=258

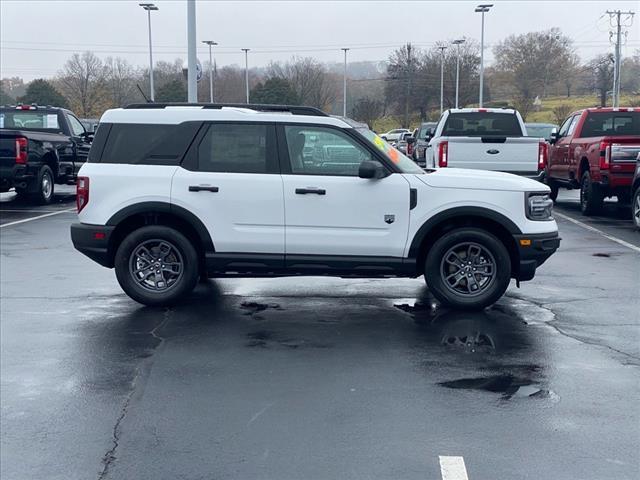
left=426, top=108, right=547, bottom=181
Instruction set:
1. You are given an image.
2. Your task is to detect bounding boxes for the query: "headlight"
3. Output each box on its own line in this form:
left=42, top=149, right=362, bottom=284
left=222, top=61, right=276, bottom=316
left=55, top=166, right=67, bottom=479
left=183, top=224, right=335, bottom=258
left=526, top=192, right=554, bottom=221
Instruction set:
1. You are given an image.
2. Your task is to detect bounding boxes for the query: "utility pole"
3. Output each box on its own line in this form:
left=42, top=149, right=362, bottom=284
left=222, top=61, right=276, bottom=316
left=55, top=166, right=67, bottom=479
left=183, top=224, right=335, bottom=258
left=242, top=48, right=250, bottom=103
left=341, top=48, right=349, bottom=117
left=202, top=40, right=217, bottom=103
left=186, top=0, right=197, bottom=103
left=452, top=39, right=465, bottom=109
left=139, top=3, right=158, bottom=102
left=475, top=4, right=493, bottom=107
left=606, top=9, right=635, bottom=107
left=437, top=46, right=447, bottom=114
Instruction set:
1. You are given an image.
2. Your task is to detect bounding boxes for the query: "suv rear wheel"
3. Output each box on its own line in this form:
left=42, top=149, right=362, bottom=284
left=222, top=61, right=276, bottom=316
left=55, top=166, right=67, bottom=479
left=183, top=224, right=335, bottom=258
left=114, top=225, right=199, bottom=306
left=633, top=187, right=640, bottom=230
left=424, top=227, right=511, bottom=310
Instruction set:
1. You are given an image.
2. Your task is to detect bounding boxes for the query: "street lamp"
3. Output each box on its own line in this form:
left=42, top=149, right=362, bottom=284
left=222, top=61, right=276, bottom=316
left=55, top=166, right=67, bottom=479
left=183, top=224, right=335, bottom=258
left=437, top=46, right=447, bottom=114
left=241, top=48, right=250, bottom=103
left=139, top=3, right=158, bottom=102
left=202, top=40, right=218, bottom=103
left=475, top=4, right=493, bottom=107
left=341, top=48, right=349, bottom=117
left=452, top=38, right=466, bottom=108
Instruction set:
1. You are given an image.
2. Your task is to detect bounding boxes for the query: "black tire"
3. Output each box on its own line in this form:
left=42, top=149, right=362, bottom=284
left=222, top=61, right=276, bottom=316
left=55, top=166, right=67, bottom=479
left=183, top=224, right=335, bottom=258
left=31, top=165, right=55, bottom=205
left=633, top=187, right=640, bottom=230
left=580, top=171, right=603, bottom=216
left=545, top=173, right=559, bottom=201
left=424, top=228, right=511, bottom=310
left=114, top=225, right=199, bottom=306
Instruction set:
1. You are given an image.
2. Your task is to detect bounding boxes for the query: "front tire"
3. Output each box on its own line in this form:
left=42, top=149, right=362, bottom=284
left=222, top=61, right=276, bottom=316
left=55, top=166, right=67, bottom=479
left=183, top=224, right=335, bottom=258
left=545, top=175, right=559, bottom=201
left=580, top=171, right=603, bottom=216
left=114, top=226, right=199, bottom=306
left=424, top=228, right=511, bottom=310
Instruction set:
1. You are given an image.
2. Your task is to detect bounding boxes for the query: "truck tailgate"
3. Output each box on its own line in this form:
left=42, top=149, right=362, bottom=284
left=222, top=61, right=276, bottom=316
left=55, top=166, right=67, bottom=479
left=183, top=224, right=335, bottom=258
left=446, top=137, right=540, bottom=174
left=0, top=131, right=19, bottom=169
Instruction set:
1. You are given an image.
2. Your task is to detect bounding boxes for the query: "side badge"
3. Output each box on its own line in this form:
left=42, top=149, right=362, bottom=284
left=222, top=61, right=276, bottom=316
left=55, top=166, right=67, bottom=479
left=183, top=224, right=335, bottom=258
left=384, top=214, right=395, bottom=224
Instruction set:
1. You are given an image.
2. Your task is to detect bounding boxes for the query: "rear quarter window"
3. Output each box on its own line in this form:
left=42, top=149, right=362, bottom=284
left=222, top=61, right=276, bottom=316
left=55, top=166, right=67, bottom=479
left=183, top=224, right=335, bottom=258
left=98, top=122, right=201, bottom=165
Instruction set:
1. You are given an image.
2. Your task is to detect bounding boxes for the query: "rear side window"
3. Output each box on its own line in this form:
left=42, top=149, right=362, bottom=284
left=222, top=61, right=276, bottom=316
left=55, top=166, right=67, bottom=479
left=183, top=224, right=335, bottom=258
left=442, top=113, right=523, bottom=137
left=197, top=123, right=276, bottom=174
left=99, top=122, right=200, bottom=165
left=580, top=112, right=640, bottom=137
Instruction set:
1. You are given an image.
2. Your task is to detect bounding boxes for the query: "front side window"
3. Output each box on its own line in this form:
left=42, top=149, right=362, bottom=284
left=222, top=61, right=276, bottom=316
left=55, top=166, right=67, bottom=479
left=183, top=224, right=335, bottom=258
left=198, top=123, right=273, bottom=174
left=284, top=125, right=373, bottom=176
left=566, top=115, right=580, bottom=136
left=68, top=115, right=86, bottom=137
left=557, top=115, right=575, bottom=137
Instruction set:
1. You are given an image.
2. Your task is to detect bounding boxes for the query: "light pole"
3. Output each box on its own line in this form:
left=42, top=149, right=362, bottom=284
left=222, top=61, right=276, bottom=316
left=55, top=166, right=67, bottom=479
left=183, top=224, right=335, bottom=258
left=475, top=4, right=493, bottom=107
left=139, top=3, right=158, bottom=102
left=452, top=39, right=465, bottom=108
left=341, top=48, right=349, bottom=117
left=437, top=46, right=447, bottom=114
left=186, top=0, right=197, bottom=103
left=241, top=48, right=250, bottom=103
left=202, top=40, right=218, bottom=103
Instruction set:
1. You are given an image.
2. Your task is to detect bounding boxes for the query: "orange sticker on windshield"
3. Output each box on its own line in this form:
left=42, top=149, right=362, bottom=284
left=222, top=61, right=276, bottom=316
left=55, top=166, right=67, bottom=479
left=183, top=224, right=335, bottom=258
left=388, top=148, right=399, bottom=163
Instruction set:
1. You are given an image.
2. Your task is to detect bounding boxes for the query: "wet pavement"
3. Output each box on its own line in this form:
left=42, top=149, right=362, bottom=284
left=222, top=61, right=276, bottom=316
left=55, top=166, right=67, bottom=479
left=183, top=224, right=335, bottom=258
left=1, top=189, right=639, bottom=480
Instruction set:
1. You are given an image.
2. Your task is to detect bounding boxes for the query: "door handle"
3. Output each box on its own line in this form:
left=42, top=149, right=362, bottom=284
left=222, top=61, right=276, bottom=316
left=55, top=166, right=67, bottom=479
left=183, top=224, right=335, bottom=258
left=295, top=187, right=326, bottom=195
left=189, top=185, right=219, bottom=192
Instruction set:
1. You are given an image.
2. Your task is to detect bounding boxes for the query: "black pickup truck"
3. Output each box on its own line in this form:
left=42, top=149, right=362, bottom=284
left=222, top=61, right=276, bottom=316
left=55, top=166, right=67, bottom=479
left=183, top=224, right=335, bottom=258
left=0, top=105, right=93, bottom=203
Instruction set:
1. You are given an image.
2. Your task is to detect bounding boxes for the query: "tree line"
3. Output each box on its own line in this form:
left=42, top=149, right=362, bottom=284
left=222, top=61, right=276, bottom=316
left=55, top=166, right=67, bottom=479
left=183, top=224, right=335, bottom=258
left=1, top=28, right=639, bottom=125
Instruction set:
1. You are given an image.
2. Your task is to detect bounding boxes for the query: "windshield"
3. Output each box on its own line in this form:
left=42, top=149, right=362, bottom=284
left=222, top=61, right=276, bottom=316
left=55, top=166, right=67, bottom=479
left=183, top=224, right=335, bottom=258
left=443, top=112, right=523, bottom=137
left=357, top=127, right=424, bottom=174
left=0, top=110, right=61, bottom=132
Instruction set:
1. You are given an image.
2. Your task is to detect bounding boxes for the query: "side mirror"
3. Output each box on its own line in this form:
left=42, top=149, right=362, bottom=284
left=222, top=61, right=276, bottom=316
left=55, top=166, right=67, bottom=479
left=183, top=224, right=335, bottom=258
left=359, top=160, right=385, bottom=179
left=406, top=136, right=416, bottom=144
left=549, top=129, right=559, bottom=145
left=426, top=128, right=435, bottom=140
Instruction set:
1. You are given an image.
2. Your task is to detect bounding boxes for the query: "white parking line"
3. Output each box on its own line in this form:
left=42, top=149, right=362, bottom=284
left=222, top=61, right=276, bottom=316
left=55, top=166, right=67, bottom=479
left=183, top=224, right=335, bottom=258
left=554, top=212, right=640, bottom=254
left=439, top=456, right=469, bottom=480
left=0, top=208, right=76, bottom=228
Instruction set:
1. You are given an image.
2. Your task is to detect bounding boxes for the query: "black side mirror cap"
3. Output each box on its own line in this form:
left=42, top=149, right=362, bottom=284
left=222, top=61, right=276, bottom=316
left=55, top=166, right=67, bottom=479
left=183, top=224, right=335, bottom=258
left=359, top=160, right=385, bottom=179
left=549, top=130, right=559, bottom=144
left=406, top=137, right=416, bottom=144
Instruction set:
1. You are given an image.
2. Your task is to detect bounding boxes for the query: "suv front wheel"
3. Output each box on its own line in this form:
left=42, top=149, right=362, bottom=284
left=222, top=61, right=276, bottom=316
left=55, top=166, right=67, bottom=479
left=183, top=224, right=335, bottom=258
left=114, top=225, right=199, bottom=306
left=424, top=228, right=511, bottom=310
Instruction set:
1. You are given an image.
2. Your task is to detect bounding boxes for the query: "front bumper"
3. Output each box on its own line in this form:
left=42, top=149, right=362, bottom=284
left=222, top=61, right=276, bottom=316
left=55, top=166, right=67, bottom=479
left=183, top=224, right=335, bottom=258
left=513, top=231, right=560, bottom=281
left=70, top=223, right=115, bottom=268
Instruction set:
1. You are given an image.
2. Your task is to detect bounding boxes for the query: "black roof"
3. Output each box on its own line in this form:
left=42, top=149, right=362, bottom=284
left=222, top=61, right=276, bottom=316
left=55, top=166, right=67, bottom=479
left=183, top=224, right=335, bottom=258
left=123, top=102, right=329, bottom=117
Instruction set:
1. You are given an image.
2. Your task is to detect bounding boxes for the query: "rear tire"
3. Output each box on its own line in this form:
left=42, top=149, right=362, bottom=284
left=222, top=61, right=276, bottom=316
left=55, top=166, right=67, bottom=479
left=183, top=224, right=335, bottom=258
left=114, top=225, right=199, bottom=306
left=580, top=171, right=603, bottom=216
left=31, top=165, right=54, bottom=205
left=424, top=228, right=511, bottom=310
left=633, top=187, right=640, bottom=230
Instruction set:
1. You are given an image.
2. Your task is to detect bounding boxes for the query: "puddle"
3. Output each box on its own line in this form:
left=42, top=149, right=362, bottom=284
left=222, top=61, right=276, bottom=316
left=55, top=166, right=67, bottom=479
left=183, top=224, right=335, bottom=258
left=240, top=301, right=283, bottom=318
left=245, top=330, right=331, bottom=350
left=439, top=374, right=558, bottom=401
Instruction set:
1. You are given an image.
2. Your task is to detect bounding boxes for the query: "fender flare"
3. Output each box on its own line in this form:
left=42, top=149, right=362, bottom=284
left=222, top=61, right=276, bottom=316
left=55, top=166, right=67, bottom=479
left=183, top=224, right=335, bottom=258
left=106, top=201, right=215, bottom=252
left=407, top=206, right=522, bottom=259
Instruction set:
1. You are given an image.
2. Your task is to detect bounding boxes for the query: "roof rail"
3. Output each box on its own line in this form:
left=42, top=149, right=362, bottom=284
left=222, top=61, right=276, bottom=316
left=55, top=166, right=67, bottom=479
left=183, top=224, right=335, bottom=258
left=123, top=102, right=329, bottom=117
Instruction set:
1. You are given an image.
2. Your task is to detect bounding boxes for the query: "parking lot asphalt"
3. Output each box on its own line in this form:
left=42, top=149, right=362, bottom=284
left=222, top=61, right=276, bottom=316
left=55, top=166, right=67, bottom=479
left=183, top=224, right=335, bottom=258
left=1, top=189, right=639, bottom=480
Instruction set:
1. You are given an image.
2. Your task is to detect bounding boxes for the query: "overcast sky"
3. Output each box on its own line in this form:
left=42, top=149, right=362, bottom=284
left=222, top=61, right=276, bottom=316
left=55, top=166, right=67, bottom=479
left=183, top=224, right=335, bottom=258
left=1, top=0, right=638, bottom=80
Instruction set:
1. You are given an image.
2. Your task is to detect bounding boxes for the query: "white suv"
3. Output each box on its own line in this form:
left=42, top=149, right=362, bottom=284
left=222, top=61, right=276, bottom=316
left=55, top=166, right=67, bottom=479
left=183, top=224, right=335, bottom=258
left=71, top=103, right=560, bottom=309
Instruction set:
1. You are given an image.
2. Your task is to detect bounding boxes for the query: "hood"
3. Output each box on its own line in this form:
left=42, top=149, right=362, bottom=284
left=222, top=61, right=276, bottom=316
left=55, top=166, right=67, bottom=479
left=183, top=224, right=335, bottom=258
left=415, top=168, right=550, bottom=192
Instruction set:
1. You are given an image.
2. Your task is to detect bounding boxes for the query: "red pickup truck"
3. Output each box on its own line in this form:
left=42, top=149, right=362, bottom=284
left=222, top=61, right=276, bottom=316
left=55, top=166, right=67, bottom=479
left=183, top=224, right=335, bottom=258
left=545, top=107, right=640, bottom=215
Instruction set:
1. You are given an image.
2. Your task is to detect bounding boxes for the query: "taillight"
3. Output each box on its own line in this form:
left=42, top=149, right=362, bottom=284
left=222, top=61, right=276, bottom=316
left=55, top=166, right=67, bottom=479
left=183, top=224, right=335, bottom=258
left=77, top=176, right=89, bottom=212
left=599, top=141, right=611, bottom=170
left=407, top=143, right=414, bottom=155
left=438, top=141, right=448, bottom=167
left=15, top=137, right=28, bottom=164
left=538, top=142, right=548, bottom=170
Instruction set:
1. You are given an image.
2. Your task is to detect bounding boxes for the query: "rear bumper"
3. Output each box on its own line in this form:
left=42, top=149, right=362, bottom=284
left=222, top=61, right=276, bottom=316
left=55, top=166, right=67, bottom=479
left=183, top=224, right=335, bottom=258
left=513, top=231, right=560, bottom=281
left=70, top=223, right=115, bottom=268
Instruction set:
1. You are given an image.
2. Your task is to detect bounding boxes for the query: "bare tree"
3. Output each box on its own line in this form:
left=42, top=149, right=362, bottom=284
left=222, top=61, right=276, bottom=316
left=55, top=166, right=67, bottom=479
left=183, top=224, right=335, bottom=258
left=268, top=57, right=337, bottom=109
left=350, top=97, right=383, bottom=128
left=552, top=104, right=573, bottom=125
left=494, top=29, right=574, bottom=115
left=214, top=66, right=246, bottom=103
left=104, top=57, right=140, bottom=107
left=587, top=54, right=615, bottom=107
left=58, top=51, right=107, bottom=117
left=385, top=43, right=422, bottom=127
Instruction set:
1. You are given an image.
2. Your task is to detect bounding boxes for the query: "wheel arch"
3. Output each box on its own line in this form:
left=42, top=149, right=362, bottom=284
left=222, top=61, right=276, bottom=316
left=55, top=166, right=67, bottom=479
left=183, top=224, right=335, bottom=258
left=408, top=207, right=521, bottom=276
left=105, top=202, right=214, bottom=270
left=577, top=157, right=590, bottom=182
